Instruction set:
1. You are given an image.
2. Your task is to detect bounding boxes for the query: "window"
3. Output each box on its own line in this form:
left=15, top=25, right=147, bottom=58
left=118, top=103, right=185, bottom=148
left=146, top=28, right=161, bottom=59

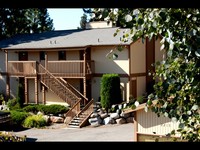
left=58, top=51, right=66, bottom=60
left=19, top=52, right=28, bottom=61
left=40, top=51, right=45, bottom=60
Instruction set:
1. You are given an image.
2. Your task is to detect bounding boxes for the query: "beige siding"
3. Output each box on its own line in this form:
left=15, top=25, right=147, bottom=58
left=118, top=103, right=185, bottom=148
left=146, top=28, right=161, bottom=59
left=120, top=78, right=129, bottom=102
left=8, top=51, right=18, bottom=61
left=155, top=38, right=166, bottom=62
left=66, top=51, right=80, bottom=60
left=130, top=39, right=146, bottom=74
left=137, top=109, right=180, bottom=136
left=28, top=79, right=36, bottom=103
left=91, top=77, right=101, bottom=102
left=137, top=76, right=146, bottom=97
left=46, top=90, right=65, bottom=103
left=91, top=46, right=129, bottom=74
left=9, top=77, right=18, bottom=99
left=48, top=51, right=58, bottom=61
left=65, top=78, right=81, bottom=92
left=28, top=52, right=39, bottom=61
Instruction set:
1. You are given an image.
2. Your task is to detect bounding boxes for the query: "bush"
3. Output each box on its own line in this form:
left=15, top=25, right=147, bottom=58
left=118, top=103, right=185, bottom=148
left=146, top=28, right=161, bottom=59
left=37, top=104, right=68, bottom=116
left=10, top=110, right=29, bottom=126
left=23, top=105, right=38, bottom=114
left=16, top=83, right=24, bottom=108
left=23, top=114, right=47, bottom=128
left=0, top=131, right=26, bottom=142
left=7, top=99, right=20, bottom=110
left=100, top=74, right=122, bottom=112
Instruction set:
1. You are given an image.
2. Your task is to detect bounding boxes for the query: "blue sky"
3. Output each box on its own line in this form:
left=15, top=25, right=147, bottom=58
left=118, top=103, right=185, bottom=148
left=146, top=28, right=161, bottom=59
left=47, top=8, right=86, bottom=30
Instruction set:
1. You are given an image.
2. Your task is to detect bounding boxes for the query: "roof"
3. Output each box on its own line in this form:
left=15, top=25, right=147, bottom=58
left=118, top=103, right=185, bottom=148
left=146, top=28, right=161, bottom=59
left=0, top=27, right=132, bottom=50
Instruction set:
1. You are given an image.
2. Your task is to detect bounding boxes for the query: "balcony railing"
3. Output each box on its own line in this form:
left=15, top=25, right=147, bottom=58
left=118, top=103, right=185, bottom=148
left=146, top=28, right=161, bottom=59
left=8, top=60, right=94, bottom=77
left=8, top=61, right=37, bottom=76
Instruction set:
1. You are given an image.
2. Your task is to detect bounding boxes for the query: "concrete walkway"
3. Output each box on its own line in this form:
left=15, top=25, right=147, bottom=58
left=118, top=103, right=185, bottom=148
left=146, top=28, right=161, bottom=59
left=13, top=123, right=134, bottom=142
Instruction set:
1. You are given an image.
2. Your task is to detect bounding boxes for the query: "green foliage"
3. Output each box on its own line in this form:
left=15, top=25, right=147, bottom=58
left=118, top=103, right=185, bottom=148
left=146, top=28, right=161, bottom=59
left=0, top=131, right=26, bottom=142
left=23, top=114, right=47, bottom=128
left=37, top=104, right=68, bottom=116
left=16, top=83, right=24, bottom=108
left=7, top=98, right=21, bottom=110
left=0, top=8, right=54, bottom=40
left=100, top=74, right=122, bottom=112
left=10, top=110, right=29, bottom=126
left=22, top=105, right=38, bottom=114
left=92, top=8, right=200, bottom=141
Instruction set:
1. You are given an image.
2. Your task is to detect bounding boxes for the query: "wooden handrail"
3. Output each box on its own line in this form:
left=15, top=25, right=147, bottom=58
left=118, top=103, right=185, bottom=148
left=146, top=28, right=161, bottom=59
left=78, top=99, right=94, bottom=127
left=38, top=63, right=80, bottom=106
left=59, top=77, right=88, bottom=102
left=65, top=98, right=82, bottom=125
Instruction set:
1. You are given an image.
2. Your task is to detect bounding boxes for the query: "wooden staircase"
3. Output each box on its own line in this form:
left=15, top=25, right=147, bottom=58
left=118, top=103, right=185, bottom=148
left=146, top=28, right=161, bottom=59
left=38, top=63, right=79, bottom=107
left=37, top=62, right=94, bottom=128
left=66, top=99, right=94, bottom=128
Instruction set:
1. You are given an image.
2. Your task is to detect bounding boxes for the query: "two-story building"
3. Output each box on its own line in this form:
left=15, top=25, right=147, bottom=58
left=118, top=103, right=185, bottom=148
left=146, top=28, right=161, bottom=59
left=0, top=21, right=165, bottom=126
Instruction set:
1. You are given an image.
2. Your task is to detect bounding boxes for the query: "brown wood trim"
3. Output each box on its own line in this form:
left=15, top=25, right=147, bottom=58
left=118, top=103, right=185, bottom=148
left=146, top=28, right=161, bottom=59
left=0, top=72, right=7, bottom=76
left=93, top=73, right=129, bottom=78
left=130, top=73, right=146, bottom=77
left=130, top=79, right=137, bottom=99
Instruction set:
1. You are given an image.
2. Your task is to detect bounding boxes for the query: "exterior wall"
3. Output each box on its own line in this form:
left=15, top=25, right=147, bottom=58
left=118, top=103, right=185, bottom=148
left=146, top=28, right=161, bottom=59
left=28, top=79, right=36, bottom=103
left=65, top=78, right=81, bottom=92
left=86, top=21, right=113, bottom=29
left=66, top=51, right=80, bottom=60
left=91, top=46, right=129, bottom=102
left=91, top=46, right=129, bottom=74
left=137, top=109, right=180, bottom=136
left=48, top=51, right=59, bottom=61
left=28, top=52, right=39, bottom=61
left=130, top=39, right=146, bottom=74
left=137, top=76, right=146, bottom=97
left=8, top=51, right=18, bottom=61
left=91, top=77, right=101, bottom=102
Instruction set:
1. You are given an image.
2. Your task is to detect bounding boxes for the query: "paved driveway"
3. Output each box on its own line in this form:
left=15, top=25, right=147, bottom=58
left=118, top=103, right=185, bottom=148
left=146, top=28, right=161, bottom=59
left=13, top=123, right=134, bottom=142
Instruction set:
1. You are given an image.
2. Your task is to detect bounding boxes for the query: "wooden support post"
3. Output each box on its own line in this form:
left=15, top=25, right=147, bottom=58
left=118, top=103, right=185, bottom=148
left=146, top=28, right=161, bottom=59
left=5, top=50, right=10, bottom=100
left=24, top=77, right=28, bottom=104
left=35, top=77, right=38, bottom=104
left=83, top=50, right=87, bottom=100
left=45, top=52, right=48, bottom=69
left=42, top=85, right=46, bottom=104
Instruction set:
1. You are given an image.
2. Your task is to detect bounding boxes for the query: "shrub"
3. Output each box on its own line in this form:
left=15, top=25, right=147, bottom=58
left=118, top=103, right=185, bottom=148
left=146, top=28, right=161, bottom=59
left=16, top=83, right=24, bottom=108
left=7, top=98, right=21, bottom=110
left=10, top=110, right=29, bottom=126
left=0, top=131, right=26, bottom=142
left=100, top=74, right=122, bottom=112
left=23, top=114, right=47, bottom=128
left=37, top=104, right=68, bottom=116
left=23, top=105, right=38, bottom=114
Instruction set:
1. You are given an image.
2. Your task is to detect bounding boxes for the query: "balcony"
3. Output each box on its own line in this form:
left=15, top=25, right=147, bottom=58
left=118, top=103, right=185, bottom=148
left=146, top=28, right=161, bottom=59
left=8, top=60, right=94, bottom=78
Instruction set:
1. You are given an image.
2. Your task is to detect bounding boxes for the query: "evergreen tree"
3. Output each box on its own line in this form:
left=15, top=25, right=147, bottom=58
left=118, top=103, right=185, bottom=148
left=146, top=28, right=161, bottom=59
left=0, top=8, right=54, bottom=40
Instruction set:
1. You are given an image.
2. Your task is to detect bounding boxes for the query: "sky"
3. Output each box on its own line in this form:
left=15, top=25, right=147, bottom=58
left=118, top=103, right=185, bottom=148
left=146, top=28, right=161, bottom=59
left=47, top=8, right=86, bottom=30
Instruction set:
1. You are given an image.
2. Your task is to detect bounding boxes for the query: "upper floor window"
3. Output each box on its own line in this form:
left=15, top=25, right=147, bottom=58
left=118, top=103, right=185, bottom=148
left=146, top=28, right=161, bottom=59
left=19, top=52, right=28, bottom=61
left=58, top=51, right=66, bottom=60
left=40, top=51, right=45, bottom=61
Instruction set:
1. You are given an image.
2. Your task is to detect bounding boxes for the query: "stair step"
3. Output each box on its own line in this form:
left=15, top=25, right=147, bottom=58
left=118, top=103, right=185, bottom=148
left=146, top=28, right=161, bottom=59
left=68, top=125, right=80, bottom=128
